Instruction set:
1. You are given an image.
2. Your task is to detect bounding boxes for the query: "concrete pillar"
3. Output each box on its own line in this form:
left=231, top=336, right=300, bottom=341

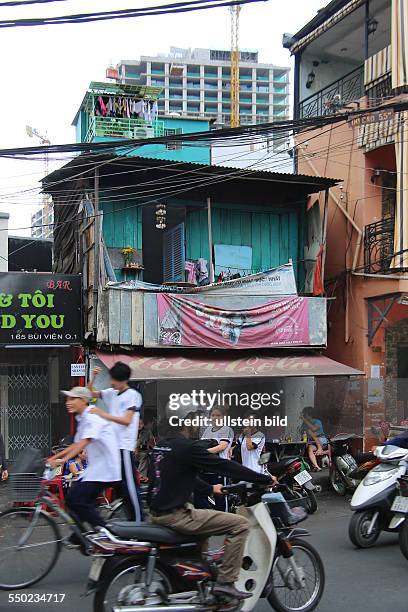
left=217, top=66, right=222, bottom=120
left=269, top=69, right=274, bottom=122
left=0, top=212, right=9, bottom=272
left=164, top=63, right=170, bottom=114
left=200, top=65, right=205, bottom=116
left=146, top=61, right=152, bottom=86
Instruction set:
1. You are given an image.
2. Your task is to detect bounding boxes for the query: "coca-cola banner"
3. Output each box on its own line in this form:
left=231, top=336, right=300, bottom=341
left=95, top=350, right=362, bottom=379
left=157, top=294, right=310, bottom=349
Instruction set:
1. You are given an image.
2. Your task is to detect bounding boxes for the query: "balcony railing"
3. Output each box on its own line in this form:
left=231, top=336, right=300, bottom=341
left=97, top=288, right=327, bottom=348
left=364, top=217, right=404, bottom=273
left=299, top=66, right=364, bottom=119
left=366, top=75, right=393, bottom=106
left=85, top=116, right=165, bottom=142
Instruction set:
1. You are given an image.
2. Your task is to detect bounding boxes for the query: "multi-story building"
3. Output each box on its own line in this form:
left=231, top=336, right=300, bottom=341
left=108, top=47, right=290, bottom=127
left=73, top=81, right=211, bottom=164
left=31, top=197, right=54, bottom=239
left=285, top=0, right=408, bottom=445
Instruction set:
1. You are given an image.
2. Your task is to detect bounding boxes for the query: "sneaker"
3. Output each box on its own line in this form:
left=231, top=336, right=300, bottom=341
left=213, top=583, right=253, bottom=600
left=64, top=533, right=82, bottom=549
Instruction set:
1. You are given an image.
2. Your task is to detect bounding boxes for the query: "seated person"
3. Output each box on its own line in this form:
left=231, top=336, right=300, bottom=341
left=300, top=407, right=328, bottom=472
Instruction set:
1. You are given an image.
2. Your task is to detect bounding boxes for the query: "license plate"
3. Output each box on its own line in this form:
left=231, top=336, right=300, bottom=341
left=391, top=496, right=408, bottom=514
left=294, top=470, right=312, bottom=485
left=88, top=558, right=105, bottom=582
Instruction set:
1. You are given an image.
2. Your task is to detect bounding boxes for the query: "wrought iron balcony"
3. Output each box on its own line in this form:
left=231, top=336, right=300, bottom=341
left=299, top=66, right=364, bottom=119
left=364, top=217, right=399, bottom=274
left=366, top=75, right=393, bottom=107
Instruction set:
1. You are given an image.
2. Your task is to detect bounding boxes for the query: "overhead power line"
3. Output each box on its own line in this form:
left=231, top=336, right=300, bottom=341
left=0, top=0, right=266, bottom=27
left=0, top=0, right=68, bottom=6
left=0, top=99, right=407, bottom=159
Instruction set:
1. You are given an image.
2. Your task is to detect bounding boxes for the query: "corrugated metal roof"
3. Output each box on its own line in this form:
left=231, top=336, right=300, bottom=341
left=43, top=152, right=339, bottom=191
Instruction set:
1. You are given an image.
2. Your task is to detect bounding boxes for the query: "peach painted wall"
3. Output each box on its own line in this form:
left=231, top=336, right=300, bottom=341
left=296, top=119, right=407, bottom=376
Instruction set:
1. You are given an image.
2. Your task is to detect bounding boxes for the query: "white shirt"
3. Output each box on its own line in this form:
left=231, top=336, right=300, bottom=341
left=101, top=387, right=142, bottom=451
left=240, top=431, right=266, bottom=473
left=201, top=425, right=234, bottom=460
left=74, top=407, right=121, bottom=482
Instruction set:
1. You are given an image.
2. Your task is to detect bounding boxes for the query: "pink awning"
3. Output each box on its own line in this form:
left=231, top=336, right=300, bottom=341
left=95, top=350, right=362, bottom=380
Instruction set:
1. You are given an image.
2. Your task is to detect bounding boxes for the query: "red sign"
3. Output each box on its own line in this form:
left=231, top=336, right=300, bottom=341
left=106, top=67, right=119, bottom=80
left=157, top=295, right=310, bottom=349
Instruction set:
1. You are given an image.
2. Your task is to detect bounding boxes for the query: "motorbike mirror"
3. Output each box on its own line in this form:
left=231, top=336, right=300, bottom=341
left=259, top=452, right=271, bottom=465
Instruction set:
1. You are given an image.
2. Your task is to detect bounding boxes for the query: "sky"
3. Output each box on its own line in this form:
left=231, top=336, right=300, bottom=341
left=0, top=0, right=327, bottom=236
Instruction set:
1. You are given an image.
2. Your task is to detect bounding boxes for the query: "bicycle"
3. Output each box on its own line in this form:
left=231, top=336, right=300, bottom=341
left=0, top=470, right=111, bottom=591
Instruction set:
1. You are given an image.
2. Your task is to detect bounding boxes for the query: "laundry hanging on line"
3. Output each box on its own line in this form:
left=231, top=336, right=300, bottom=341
left=94, top=96, right=159, bottom=122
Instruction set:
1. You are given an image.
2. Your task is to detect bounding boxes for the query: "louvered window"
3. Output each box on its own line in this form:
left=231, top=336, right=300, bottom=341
left=163, top=222, right=185, bottom=282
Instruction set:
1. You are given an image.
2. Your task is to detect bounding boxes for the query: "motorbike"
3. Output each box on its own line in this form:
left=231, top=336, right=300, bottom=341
left=388, top=474, right=408, bottom=560
left=267, top=457, right=318, bottom=514
left=328, top=434, right=379, bottom=496
left=86, top=481, right=325, bottom=612
left=348, top=444, right=408, bottom=548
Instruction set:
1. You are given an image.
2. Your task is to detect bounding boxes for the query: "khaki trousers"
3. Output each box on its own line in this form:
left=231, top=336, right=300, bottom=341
left=151, top=504, right=249, bottom=583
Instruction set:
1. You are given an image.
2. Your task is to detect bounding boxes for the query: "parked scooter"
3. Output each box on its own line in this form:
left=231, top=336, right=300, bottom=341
left=268, top=457, right=318, bottom=514
left=329, top=434, right=378, bottom=495
left=87, top=480, right=325, bottom=612
left=348, top=444, right=408, bottom=548
left=388, top=474, right=408, bottom=560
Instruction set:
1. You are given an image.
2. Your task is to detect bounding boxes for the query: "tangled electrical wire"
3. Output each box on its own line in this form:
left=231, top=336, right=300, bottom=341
left=0, top=0, right=266, bottom=27
left=1, top=98, right=408, bottom=160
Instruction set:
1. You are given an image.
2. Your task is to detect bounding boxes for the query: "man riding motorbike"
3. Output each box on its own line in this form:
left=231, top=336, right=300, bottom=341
left=148, top=416, right=277, bottom=601
left=355, top=429, right=408, bottom=466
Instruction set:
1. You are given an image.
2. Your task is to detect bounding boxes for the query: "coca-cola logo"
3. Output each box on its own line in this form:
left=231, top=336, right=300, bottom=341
left=159, top=328, right=182, bottom=345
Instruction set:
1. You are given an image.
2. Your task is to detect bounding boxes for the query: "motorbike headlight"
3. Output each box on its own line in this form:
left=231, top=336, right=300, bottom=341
left=363, top=467, right=399, bottom=486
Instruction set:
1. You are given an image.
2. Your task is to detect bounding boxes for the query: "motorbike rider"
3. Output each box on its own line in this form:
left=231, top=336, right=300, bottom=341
left=148, top=415, right=276, bottom=601
left=356, top=429, right=408, bottom=465
left=384, top=429, right=408, bottom=448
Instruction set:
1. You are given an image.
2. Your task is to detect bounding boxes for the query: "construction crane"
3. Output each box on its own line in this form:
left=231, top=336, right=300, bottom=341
left=26, top=125, right=50, bottom=177
left=26, top=125, right=52, bottom=238
left=230, top=5, right=240, bottom=128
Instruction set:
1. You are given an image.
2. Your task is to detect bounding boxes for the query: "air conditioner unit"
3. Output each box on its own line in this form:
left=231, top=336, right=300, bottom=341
left=134, top=126, right=154, bottom=139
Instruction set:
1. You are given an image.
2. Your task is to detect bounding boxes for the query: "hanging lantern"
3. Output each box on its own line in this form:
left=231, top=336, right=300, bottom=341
left=155, top=203, right=167, bottom=229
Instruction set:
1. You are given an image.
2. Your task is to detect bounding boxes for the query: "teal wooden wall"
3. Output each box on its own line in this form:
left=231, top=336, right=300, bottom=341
left=101, top=198, right=304, bottom=284
left=185, top=207, right=300, bottom=279
left=101, top=200, right=143, bottom=248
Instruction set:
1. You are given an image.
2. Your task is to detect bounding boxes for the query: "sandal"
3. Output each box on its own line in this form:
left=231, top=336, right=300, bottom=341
left=311, top=467, right=322, bottom=472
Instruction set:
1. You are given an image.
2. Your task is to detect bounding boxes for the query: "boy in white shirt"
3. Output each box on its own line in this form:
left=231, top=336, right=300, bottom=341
left=239, top=413, right=266, bottom=474
left=88, top=362, right=144, bottom=521
left=48, top=386, right=121, bottom=529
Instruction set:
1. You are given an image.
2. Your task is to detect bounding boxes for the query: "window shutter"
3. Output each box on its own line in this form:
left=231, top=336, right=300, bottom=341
left=163, top=222, right=185, bottom=282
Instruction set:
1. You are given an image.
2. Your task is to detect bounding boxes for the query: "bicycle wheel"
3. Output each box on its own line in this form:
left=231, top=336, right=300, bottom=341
left=0, top=507, right=61, bottom=590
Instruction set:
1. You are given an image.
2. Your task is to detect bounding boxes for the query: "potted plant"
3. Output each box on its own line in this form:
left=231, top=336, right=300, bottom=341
left=121, top=246, right=136, bottom=268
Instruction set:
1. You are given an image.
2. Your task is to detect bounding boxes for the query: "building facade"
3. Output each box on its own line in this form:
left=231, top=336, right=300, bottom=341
left=286, top=0, right=408, bottom=445
left=31, top=197, right=54, bottom=239
left=73, top=81, right=211, bottom=164
left=43, top=154, right=363, bottom=442
left=108, top=47, right=290, bottom=127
